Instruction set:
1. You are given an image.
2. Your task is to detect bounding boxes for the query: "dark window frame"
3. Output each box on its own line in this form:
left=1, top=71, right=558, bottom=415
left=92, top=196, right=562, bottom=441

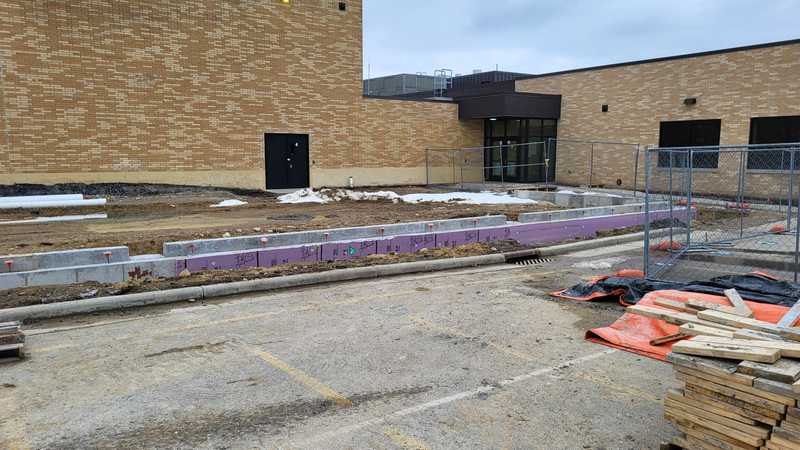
left=746, top=116, right=800, bottom=171
left=657, top=119, right=721, bottom=169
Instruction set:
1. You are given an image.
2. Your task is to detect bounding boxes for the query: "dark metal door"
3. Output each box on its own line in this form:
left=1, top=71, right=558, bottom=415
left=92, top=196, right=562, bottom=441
left=265, top=133, right=309, bottom=189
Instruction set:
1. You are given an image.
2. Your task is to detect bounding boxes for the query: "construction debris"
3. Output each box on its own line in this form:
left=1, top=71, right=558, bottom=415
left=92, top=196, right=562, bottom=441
left=0, top=320, right=24, bottom=363
left=626, top=293, right=800, bottom=449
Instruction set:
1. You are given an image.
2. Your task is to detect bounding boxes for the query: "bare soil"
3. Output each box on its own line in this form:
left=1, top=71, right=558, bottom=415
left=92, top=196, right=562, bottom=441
left=0, top=187, right=559, bottom=256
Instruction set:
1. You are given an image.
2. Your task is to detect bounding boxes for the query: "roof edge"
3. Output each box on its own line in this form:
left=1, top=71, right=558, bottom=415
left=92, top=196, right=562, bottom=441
left=517, top=38, right=800, bottom=81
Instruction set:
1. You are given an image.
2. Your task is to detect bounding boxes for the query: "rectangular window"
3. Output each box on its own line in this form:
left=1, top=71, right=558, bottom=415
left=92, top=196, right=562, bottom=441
left=657, top=119, right=721, bottom=169
left=747, top=116, right=800, bottom=170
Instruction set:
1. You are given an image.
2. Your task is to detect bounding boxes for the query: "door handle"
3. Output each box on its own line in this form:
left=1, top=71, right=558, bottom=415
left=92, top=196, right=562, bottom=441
left=289, top=164, right=293, bottom=169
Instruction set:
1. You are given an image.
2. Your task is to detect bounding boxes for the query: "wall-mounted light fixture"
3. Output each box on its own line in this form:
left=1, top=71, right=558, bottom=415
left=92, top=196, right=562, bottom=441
left=283, top=0, right=290, bottom=3
left=489, top=118, right=497, bottom=121
left=601, top=105, right=609, bottom=112
left=684, top=98, right=697, bottom=105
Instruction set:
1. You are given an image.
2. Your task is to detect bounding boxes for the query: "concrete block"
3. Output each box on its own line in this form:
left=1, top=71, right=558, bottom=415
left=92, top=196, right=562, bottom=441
left=0, top=246, right=130, bottom=272
left=162, top=216, right=506, bottom=257
left=26, top=268, right=77, bottom=287
left=76, top=264, right=125, bottom=284
left=0, top=272, right=26, bottom=291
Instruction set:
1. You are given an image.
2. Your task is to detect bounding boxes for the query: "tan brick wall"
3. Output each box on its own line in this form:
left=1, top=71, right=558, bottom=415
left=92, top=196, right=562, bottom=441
left=516, top=43, right=800, bottom=195
left=0, top=0, right=481, bottom=189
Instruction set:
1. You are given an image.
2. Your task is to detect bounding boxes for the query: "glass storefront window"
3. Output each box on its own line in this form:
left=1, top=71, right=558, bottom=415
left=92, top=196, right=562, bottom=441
left=491, top=120, right=505, bottom=137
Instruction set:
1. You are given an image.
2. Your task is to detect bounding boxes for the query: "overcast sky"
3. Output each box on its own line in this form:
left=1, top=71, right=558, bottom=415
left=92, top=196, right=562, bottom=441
left=363, top=0, right=800, bottom=78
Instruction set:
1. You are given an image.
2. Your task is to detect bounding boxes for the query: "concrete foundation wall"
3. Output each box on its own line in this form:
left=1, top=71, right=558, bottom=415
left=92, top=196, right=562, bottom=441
left=0, top=247, right=129, bottom=272
left=162, top=216, right=507, bottom=257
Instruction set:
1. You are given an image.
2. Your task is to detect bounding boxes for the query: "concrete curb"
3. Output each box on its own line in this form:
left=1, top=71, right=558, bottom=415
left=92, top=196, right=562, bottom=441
left=0, top=254, right=506, bottom=322
left=537, top=231, right=646, bottom=257
left=0, top=232, right=654, bottom=322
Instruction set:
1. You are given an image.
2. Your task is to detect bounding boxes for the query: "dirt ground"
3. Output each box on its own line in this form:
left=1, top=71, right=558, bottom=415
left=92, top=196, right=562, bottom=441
left=0, top=186, right=560, bottom=256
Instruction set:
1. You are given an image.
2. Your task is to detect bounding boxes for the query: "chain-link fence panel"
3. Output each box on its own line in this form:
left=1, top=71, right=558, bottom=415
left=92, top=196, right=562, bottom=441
left=425, top=142, right=548, bottom=191
left=644, top=144, right=800, bottom=283
left=546, top=139, right=641, bottom=195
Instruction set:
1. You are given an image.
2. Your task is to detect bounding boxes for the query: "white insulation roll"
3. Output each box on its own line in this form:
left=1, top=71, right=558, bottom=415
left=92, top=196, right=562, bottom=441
left=0, top=199, right=106, bottom=209
left=0, top=194, right=85, bottom=203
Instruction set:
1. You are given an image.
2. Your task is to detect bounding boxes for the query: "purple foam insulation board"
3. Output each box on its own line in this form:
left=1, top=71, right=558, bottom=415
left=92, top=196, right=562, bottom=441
left=580, top=215, right=640, bottom=236
left=321, top=241, right=378, bottom=261
left=175, top=259, right=188, bottom=276
left=186, top=252, right=258, bottom=273
left=376, top=238, right=393, bottom=255
left=511, top=222, right=582, bottom=245
left=478, top=227, right=512, bottom=243
left=389, top=235, right=414, bottom=254
left=435, top=230, right=480, bottom=248
left=259, top=246, right=319, bottom=267
left=409, top=234, right=436, bottom=251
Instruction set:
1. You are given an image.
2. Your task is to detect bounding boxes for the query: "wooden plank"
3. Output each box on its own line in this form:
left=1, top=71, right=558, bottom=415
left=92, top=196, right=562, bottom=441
left=671, top=340, right=781, bottom=364
left=656, top=298, right=698, bottom=313
left=673, top=358, right=756, bottom=389
left=665, top=398, right=771, bottom=438
left=669, top=434, right=705, bottom=450
left=686, top=434, right=739, bottom=450
left=725, top=289, right=750, bottom=310
left=753, top=378, right=796, bottom=400
left=680, top=323, right=736, bottom=338
left=696, top=310, right=782, bottom=334
left=777, top=327, right=800, bottom=343
left=684, top=382, right=784, bottom=418
left=738, top=359, right=800, bottom=384
left=793, top=379, right=800, bottom=395
left=734, top=329, right=793, bottom=342
left=692, top=336, right=800, bottom=358
left=678, top=375, right=788, bottom=414
left=683, top=429, right=756, bottom=450
left=678, top=424, right=759, bottom=450
left=786, top=413, right=800, bottom=425
left=771, top=435, right=800, bottom=449
left=773, top=427, right=800, bottom=444
left=664, top=410, right=765, bottom=447
left=627, top=305, right=738, bottom=330
left=779, top=420, right=800, bottom=435
left=787, top=406, right=800, bottom=419
left=765, top=439, right=797, bottom=450
left=667, top=389, right=758, bottom=425
left=778, top=300, right=800, bottom=328
left=686, top=299, right=756, bottom=318
left=674, top=366, right=794, bottom=405
left=651, top=333, right=691, bottom=346
left=666, top=353, right=754, bottom=386
left=683, top=389, right=778, bottom=426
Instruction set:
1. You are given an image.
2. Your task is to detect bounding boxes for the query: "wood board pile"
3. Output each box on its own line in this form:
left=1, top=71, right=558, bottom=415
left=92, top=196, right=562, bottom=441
left=0, top=320, right=25, bottom=363
left=627, top=289, right=800, bottom=449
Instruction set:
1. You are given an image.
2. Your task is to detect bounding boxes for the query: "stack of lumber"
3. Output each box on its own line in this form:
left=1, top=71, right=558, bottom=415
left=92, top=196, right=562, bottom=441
left=0, top=321, right=24, bottom=363
left=627, top=289, right=800, bottom=449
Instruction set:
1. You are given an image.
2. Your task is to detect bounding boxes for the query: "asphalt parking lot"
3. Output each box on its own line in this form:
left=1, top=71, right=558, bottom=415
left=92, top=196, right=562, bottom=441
left=1, top=243, right=680, bottom=449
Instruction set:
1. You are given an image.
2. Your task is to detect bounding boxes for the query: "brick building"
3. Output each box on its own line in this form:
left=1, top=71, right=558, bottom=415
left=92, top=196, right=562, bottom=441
left=0, top=1, right=797, bottom=191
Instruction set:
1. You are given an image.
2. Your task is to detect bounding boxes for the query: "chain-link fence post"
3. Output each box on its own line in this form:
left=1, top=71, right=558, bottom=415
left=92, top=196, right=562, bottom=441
left=589, top=143, right=594, bottom=188
left=633, top=146, right=640, bottom=196
left=459, top=149, right=464, bottom=190
left=425, top=148, right=429, bottom=186
left=686, top=149, right=693, bottom=248
left=795, top=147, right=800, bottom=282
left=788, top=149, right=795, bottom=230
left=643, top=146, right=651, bottom=277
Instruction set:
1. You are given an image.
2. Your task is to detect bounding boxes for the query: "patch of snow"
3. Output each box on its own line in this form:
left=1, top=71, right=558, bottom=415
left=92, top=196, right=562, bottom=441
left=277, top=188, right=326, bottom=204
left=277, top=189, right=536, bottom=205
left=210, top=199, right=248, bottom=208
left=401, top=192, right=537, bottom=205
left=557, top=190, right=577, bottom=195
left=572, top=256, right=628, bottom=270
left=581, top=191, right=599, bottom=196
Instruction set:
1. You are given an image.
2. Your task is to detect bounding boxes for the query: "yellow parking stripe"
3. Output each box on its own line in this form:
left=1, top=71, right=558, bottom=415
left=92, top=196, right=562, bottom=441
left=247, top=347, right=353, bottom=407
left=385, top=429, right=430, bottom=449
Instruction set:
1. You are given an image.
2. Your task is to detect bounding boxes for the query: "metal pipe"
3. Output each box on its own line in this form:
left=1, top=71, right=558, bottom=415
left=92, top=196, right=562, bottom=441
left=0, top=199, right=106, bottom=209
left=425, top=148, right=429, bottom=186
left=795, top=152, right=800, bottom=282
left=459, top=149, right=464, bottom=190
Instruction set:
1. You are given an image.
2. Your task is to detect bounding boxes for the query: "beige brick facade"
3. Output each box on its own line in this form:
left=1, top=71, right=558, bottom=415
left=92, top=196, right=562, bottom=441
left=516, top=42, right=800, bottom=192
left=0, top=0, right=482, bottom=189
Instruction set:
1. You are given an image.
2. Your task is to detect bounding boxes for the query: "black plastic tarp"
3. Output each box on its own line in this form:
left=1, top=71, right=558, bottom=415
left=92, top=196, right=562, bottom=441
left=553, top=272, right=800, bottom=307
